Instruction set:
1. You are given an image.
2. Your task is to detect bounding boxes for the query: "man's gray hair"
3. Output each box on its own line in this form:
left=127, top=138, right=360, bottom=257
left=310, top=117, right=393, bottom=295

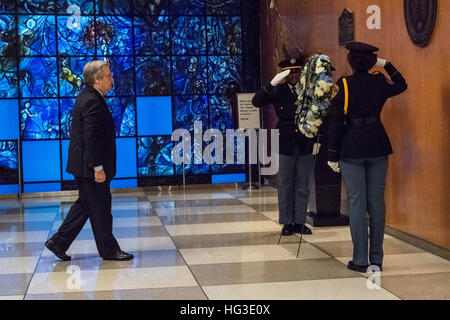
left=83, top=60, right=109, bottom=86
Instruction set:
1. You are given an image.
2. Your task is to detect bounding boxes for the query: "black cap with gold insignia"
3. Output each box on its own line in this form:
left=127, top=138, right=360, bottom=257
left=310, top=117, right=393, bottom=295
left=278, top=57, right=303, bottom=71
left=345, top=42, right=379, bottom=53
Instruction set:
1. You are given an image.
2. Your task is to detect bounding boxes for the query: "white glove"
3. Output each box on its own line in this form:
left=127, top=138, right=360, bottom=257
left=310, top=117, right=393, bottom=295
left=327, top=161, right=340, bottom=173
left=270, top=69, right=291, bottom=86
left=376, top=58, right=387, bottom=67
left=312, top=143, right=321, bottom=155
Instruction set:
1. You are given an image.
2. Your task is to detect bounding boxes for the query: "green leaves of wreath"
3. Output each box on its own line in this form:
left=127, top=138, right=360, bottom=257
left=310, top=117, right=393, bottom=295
left=295, top=54, right=334, bottom=138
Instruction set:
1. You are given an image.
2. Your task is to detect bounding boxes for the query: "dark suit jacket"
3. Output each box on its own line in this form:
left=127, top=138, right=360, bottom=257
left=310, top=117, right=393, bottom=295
left=327, top=62, right=408, bottom=162
left=252, top=83, right=314, bottom=156
left=66, top=85, right=116, bottom=179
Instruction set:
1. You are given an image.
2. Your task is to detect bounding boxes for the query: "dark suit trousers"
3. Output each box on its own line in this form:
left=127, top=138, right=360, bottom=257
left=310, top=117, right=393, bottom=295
left=50, top=177, right=120, bottom=257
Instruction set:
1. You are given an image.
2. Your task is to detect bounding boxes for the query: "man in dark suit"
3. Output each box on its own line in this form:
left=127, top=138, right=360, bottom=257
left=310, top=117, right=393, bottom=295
left=252, top=57, right=315, bottom=236
left=45, top=61, right=133, bottom=261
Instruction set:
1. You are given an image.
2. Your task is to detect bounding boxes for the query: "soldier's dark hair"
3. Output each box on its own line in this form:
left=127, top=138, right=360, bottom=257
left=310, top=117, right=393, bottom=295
left=347, top=52, right=377, bottom=72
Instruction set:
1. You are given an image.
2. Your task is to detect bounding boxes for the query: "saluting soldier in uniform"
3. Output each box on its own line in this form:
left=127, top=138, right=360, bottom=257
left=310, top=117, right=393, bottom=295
left=327, top=42, right=408, bottom=272
left=252, top=57, right=315, bottom=236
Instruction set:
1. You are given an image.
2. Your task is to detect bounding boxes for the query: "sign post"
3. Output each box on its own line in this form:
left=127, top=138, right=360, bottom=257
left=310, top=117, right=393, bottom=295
left=236, top=93, right=260, bottom=190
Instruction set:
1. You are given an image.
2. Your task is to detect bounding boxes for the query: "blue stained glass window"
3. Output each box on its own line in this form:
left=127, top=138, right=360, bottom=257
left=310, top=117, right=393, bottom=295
left=96, top=16, right=133, bottom=56
left=22, top=140, right=61, bottom=182
left=106, top=97, right=136, bottom=137
left=137, top=96, right=173, bottom=136
left=207, top=16, right=241, bottom=55
left=171, top=0, right=205, bottom=15
left=0, top=140, right=18, bottom=185
left=209, top=95, right=233, bottom=132
left=134, top=0, right=170, bottom=16
left=134, top=16, right=170, bottom=56
left=60, top=98, right=75, bottom=138
left=0, top=65, right=18, bottom=98
left=172, top=56, right=207, bottom=95
left=17, top=0, right=56, bottom=14
left=57, top=15, right=95, bottom=56
left=206, top=0, right=241, bottom=15
left=0, top=100, right=19, bottom=139
left=58, top=56, right=88, bottom=97
left=57, top=0, right=94, bottom=15
left=0, top=15, right=16, bottom=56
left=97, top=0, right=130, bottom=15
left=138, top=136, right=173, bottom=177
left=115, top=138, right=137, bottom=178
left=18, top=15, right=56, bottom=56
left=19, top=57, right=58, bottom=97
left=102, top=56, right=134, bottom=96
left=171, top=16, right=206, bottom=55
left=136, top=56, right=171, bottom=96
left=208, top=55, right=241, bottom=94
left=20, top=99, right=59, bottom=139
left=0, top=1, right=16, bottom=14
left=173, top=95, right=208, bottom=132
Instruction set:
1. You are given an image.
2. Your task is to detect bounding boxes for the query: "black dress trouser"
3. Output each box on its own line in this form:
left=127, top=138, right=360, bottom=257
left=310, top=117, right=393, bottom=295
left=50, top=176, right=120, bottom=257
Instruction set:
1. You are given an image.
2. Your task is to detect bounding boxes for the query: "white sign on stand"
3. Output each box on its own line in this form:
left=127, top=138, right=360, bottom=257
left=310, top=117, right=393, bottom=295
left=236, top=93, right=260, bottom=130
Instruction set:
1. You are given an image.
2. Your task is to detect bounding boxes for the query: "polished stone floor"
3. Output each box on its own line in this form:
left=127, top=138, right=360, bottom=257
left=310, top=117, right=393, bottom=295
left=0, top=186, right=449, bottom=300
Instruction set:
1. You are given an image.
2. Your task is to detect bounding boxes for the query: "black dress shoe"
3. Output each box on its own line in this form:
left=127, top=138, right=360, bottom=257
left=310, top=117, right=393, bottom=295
left=103, top=250, right=134, bottom=261
left=347, top=261, right=369, bottom=273
left=281, top=224, right=294, bottom=236
left=293, top=224, right=312, bottom=235
left=45, top=239, right=71, bottom=261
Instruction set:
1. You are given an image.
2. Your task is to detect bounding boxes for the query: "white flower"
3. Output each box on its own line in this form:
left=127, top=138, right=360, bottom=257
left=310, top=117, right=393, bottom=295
left=311, top=105, right=319, bottom=113
left=314, top=87, right=324, bottom=97
left=316, top=66, right=325, bottom=74
left=300, top=76, right=306, bottom=85
left=310, top=126, right=319, bottom=133
left=314, top=119, right=323, bottom=126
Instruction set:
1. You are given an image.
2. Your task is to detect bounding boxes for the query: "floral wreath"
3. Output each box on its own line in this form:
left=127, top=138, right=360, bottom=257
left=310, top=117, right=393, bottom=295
left=295, top=54, right=334, bottom=138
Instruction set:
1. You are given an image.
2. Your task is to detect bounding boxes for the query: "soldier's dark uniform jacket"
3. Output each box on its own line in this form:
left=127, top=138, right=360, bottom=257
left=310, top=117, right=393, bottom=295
left=327, top=62, right=408, bottom=162
left=252, top=83, right=314, bottom=156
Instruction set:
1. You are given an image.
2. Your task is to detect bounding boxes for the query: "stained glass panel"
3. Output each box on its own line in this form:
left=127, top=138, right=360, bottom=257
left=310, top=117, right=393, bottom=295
left=96, top=16, right=132, bottom=56
left=0, top=140, right=18, bottom=185
left=106, top=97, right=136, bottom=137
left=58, top=56, right=88, bottom=97
left=18, top=15, right=56, bottom=56
left=17, top=0, right=56, bottom=14
left=206, top=0, right=241, bottom=15
left=57, top=15, right=95, bottom=55
left=56, top=0, right=95, bottom=15
left=0, top=1, right=16, bottom=14
left=60, top=98, right=75, bottom=138
left=171, top=0, right=205, bottom=15
left=133, top=0, right=170, bottom=16
left=172, top=56, right=207, bottom=95
left=136, top=56, right=171, bottom=96
left=171, top=16, right=206, bottom=55
left=208, top=55, right=241, bottom=94
left=173, top=95, right=208, bottom=132
left=138, top=136, right=173, bottom=177
left=20, top=99, right=59, bottom=139
left=0, top=65, right=18, bottom=98
left=0, top=15, right=17, bottom=56
left=97, top=0, right=130, bottom=15
left=102, top=56, right=134, bottom=96
left=19, top=57, right=58, bottom=98
left=134, top=16, right=170, bottom=56
left=207, top=16, right=241, bottom=55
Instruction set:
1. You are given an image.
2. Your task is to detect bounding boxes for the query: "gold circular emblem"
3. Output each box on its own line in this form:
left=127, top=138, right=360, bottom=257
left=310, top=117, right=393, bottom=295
left=290, top=58, right=296, bottom=64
